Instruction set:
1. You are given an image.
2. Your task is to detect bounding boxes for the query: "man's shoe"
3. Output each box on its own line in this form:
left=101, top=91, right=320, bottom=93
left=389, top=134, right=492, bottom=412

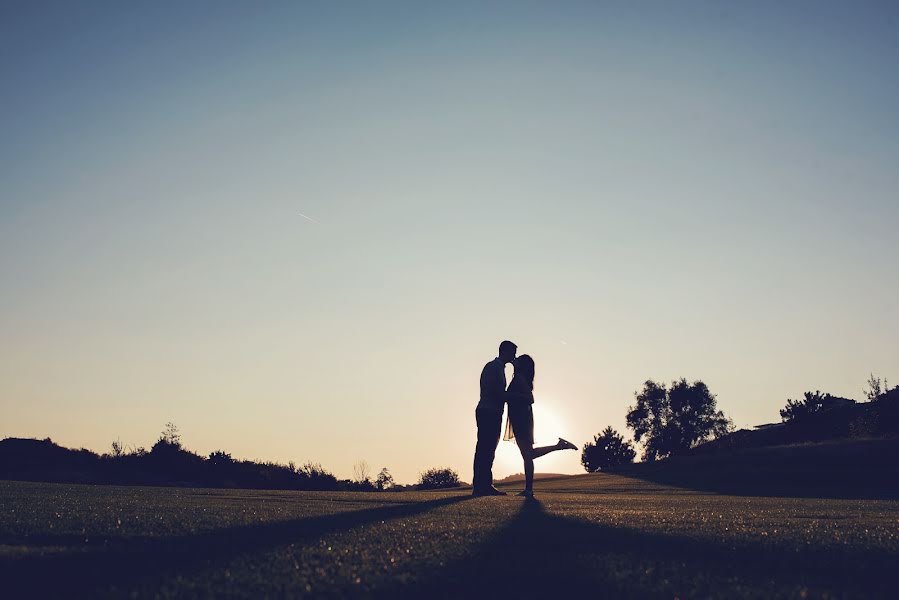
left=516, top=489, right=534, bottom=498
left=558, top=437, right=577, bottom=450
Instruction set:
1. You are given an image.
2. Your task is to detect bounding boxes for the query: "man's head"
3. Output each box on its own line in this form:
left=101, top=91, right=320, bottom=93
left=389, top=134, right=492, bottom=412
left=498, top=340, right=517, bottom=364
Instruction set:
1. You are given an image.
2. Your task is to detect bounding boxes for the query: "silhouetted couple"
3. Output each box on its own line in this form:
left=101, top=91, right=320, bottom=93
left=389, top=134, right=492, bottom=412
left=472, top=340, right=577, bottom=497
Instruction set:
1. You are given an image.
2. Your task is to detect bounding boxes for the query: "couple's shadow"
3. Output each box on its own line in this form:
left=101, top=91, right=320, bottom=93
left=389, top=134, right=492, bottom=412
left=403, top=496, right=890, bottom=599
left=404, top=498, right=610, bottom=597
left=5, top=492, right=890, bottom=598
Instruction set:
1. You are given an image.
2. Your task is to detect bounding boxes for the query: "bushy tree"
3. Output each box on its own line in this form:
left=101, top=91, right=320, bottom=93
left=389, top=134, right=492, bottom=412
left=208, top=450, right=234, bottom=467
left=110, top=438, right=124, bottom=458
left=417, top=467, right=460, bottom=490
left=581, top=427, right=636, bottom=472
left=376, top=467, right=395, bottom=491
left=626, top=378, right=732, bottom=461
left=158, top=422, right=182, bottom=448
left=780, top=390, right=827, bottom=422
left=298, top=462, right=339, bottom=490
left=864, top=373, right=890, bottom=402
left=148, top=429, right=204, bottom=481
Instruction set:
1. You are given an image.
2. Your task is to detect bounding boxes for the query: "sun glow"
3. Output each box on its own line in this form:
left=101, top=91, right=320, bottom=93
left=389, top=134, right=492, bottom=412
left=494, top=397, right=575, bottom=478
left=532, top=402, right=569, bottom=446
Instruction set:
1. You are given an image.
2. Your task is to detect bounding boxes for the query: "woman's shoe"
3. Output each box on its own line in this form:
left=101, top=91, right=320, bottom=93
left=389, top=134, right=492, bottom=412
left=558, top=437, right=577, bottom=450
left=516, top=489, right=534, bottom=498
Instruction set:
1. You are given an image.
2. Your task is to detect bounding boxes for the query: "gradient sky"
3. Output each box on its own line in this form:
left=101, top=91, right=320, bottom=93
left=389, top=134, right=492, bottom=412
left=2, top=1, right=897, bottom=484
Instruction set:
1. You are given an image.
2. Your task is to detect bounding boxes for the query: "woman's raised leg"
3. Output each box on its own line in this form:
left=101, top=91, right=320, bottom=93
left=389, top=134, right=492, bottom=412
left=518, top=439, right=577, bottom=492
left=530, top=441, right=563, bottom=460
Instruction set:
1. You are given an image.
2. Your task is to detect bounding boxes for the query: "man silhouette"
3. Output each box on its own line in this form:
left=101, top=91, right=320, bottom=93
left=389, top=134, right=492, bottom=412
left=472, top=340, right=517, bottom=496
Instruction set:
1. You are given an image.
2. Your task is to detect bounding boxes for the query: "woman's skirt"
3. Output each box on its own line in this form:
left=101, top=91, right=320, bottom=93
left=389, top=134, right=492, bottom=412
left=503, top=403, right=534, bottom=444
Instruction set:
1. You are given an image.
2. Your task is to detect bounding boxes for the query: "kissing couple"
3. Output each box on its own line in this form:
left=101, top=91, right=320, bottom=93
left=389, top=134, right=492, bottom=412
left=472, top=340, right=577, bottom=498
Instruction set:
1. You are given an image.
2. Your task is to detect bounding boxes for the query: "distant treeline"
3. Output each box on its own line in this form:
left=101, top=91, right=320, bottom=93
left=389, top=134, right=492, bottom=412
left=693, top=387, right=899, bottom=455
left=580, top=373, right=898, bottom=473
left=0, top=423, right=463, bottom=492
left=0, top=435, right=343, bottom=491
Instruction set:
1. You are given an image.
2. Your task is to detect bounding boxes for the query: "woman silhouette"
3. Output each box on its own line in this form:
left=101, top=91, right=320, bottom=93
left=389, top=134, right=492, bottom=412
left=503, top=354, right=577, bottom=497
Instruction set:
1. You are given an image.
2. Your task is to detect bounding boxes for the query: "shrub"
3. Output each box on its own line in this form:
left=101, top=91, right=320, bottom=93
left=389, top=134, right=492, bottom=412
left=780, top=391, right=827, bottom=422
left=581, top=427, right=636, bottom=472
left=417, top=467, right=460, bottom=490
left=110, top=439, right=124, bottom=458
left=864, top=374, right=893, bottom=402
left=298, top=462, right=339, bottom=490
left=159, top=422, right=182, bottom=448
left=779, top=391, right=856, bottom=422
left=208, top=450, right=234, bottom=467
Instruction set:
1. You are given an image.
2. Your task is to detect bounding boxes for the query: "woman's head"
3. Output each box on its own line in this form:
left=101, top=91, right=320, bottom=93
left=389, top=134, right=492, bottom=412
left=514, top=354, right=535, bottom=389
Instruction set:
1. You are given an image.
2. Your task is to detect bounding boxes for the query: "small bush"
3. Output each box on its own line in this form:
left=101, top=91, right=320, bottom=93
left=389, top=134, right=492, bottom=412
left=208, top=450, right=233, bottom=466
left=110, top=439, right=124, bottom=457
left=581, top=427, right=636, bottom=472
left=780, top=391, right=827, bottom=422
left=417, top=467, right=460, bottom=490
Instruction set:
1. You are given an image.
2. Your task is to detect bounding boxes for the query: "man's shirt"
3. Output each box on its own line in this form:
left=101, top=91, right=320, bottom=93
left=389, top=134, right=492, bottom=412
left=478, top=357, right=507, bottom=412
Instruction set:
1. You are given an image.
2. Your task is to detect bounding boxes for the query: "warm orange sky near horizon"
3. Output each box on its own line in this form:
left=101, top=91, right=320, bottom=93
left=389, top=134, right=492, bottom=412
left=2, top=3, right=898, bottom=484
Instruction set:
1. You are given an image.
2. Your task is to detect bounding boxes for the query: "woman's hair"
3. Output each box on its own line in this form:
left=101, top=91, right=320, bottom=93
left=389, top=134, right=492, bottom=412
left=514, top=354, right=535, bottom=390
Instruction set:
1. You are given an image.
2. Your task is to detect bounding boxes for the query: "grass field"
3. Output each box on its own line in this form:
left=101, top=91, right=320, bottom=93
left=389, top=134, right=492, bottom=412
left=1, top=474, right=896, bottom=598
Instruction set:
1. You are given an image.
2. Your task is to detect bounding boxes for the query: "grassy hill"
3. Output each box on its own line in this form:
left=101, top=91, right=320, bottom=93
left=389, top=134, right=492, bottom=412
left=618, top=437, right=899, bottom=499
left=694, top=393, right=899, bottom=454
left=606, top=395, right=899, bottom=500
left=1, top=474, right=895, bottom=598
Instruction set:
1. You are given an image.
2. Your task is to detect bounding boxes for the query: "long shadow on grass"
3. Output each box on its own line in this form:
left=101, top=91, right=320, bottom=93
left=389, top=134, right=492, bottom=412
left=0, top=493, right=472, bottom=598
left=398, top=498, right=893, bottom=599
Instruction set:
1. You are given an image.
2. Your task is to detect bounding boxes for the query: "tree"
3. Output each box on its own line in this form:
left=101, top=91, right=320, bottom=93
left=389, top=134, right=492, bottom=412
left=375, top=467, right=395, bottom=491
left=208, top=450, right=234, bottom=467
left=626, top=378, right=732, bottom=461
left=110, top=438, right=124, bottom=458
left=417, top=467, right=461, bottom=490
left=581, top=427, right=636, bottom=472
left=299, top=462, right=339, bottom=490
left=159, top=422, right=182, bottom=448
left=780, top=390, right=827, bottom=422
left=864, top=373, right=889, bottom=402
left=352, top=460, right=371, bottom=484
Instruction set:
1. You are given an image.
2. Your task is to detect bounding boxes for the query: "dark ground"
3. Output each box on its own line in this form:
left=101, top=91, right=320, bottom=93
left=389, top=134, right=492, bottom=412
left=1, top=473, right=896, bottom=598
left=618, top=437, right=899, bottom=500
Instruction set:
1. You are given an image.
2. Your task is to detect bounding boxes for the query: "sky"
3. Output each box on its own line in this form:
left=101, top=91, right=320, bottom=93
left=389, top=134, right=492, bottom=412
left=1, top=1, right=897, bottom=484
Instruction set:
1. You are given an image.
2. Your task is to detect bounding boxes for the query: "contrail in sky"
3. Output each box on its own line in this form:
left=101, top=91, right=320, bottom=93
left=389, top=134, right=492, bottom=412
left=299, top=213, right=321, bottom=225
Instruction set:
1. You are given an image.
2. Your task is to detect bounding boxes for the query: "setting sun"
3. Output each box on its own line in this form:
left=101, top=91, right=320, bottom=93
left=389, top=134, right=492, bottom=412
left=494, top=398, right=578, bottom=478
